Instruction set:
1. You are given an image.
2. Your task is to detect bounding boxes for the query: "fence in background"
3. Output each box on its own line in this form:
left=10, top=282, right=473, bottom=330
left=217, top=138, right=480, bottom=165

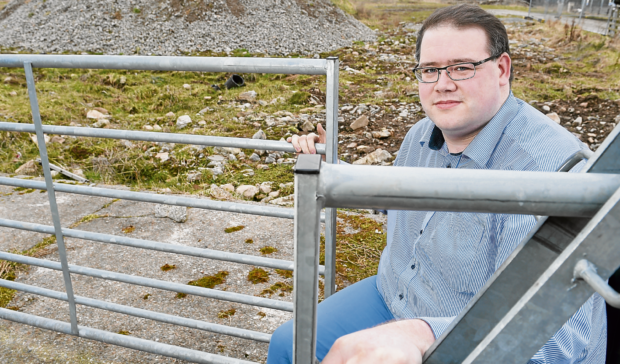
left=524, top=0, right=614, bottom=19
left=0, top=54, right=340, bottom=364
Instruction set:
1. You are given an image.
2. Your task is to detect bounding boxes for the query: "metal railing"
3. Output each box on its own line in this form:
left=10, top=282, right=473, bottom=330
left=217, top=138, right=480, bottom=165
left=291, top=123, right=620, bottom=364
left=0, top=54, right=340, bottom=363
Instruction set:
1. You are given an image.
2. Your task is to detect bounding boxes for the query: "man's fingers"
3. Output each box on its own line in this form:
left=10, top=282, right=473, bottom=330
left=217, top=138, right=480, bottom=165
left=290, top=134, right=301, bottom=152
left=317, top=123, right=327, bottom=144
left=306, top=133, right=318, bottom=154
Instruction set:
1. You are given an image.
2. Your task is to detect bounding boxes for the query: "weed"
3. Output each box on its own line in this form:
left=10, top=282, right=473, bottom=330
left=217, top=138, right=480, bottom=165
left=101, top=199, right=120, bottom=210
left=260, top=281, right=293, bottom=297
left=117, top=330, right=130, bottom=335
left=247, top=267, right=269, bottom=284
left=160, top=264, right=176, bottom=272
left=217, top=344, right=226, bottom=353
left=187, top=271, right=228, bottom=289
left=224, top=225, right=245, bottom=233
left=121, top=225, right=135, bottom=234
left=132, top=8, right=140, bottom=14
left=143, top=293, right=151, bottom=300
left=217, top=308, right=236, bottom=319
left=257, top=311, right=266, bottom=318
left=70, top=214, right=107, bottom=228
left=176, top=292, right=187, bottom=299
left=259, top=246, right=278, bottom=255
left=275, top=269, right=293, bottom=279
left=244, top=239, right=254, bottom=244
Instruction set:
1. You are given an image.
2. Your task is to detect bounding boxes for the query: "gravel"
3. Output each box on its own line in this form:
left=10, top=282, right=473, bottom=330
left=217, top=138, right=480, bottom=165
left=0, top=0, right=376, bottom=56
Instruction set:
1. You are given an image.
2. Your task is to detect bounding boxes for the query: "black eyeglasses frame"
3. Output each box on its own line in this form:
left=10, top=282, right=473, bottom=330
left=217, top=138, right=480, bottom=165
left=412, top=54, right=503, bottom=83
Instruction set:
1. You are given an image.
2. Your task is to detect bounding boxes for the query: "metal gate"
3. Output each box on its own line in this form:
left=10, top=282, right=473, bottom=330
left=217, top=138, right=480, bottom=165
left=0, top=54, right=340, bottom=364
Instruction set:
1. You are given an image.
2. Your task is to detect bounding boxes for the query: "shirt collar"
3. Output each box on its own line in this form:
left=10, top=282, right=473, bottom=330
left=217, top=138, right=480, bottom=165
left=420, top=93, right=519, bottom=167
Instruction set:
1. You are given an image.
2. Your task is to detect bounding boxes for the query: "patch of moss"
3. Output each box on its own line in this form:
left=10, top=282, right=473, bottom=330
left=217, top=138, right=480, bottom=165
left=176, top=292, right=187, bottom=299
left=259, top=246, right=278, bottom=255
left=244, top=239, right=254, bottom=244
left=217, top=308, right=236, bottom=319
left=160, top=264, right=176, bottom=272
left=275, top=269, right=293, bottom=279
left=288, top=91, right=311, bottom=105
left=224, top=225, right=245, bottom=233
left=121, top=225, right=135, bottom=234
left=188, top=271, right=229, bottom=289
left=70, top=214, right=108, bottom=228
left=118, top=330, right=130, bottom=335
left=260, top=281, right=293, bottom=297
left=257, top=311, right=266, bottom=319
left=247, top=267, right=269, bottom=284
left=143, top=293, right=151, bottom=300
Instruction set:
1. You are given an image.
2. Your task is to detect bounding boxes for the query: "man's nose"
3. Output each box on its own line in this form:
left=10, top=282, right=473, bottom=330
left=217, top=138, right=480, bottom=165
left=435, top=70, right=457, bottom=91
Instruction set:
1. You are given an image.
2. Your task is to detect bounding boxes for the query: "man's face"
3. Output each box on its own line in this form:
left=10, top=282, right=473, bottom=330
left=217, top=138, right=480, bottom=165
left=417, top=25, right=510, bottom=140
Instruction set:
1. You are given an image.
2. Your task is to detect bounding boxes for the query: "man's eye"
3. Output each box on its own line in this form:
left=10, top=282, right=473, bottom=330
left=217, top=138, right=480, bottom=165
left=422, top=68, right=438, bottom=74
left=454, top=66, right=474, bottom=72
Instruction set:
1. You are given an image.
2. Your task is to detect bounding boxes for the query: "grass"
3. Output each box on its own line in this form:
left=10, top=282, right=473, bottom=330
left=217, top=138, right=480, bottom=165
left=260, top=281, right=293, bottom=297
left=247, top=267, right=269, bottom=284
left=224, top=225, right=245, bottom=233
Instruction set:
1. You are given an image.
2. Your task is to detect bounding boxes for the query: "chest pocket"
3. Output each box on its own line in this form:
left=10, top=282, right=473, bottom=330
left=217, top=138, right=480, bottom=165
left=419, top=212, right=486, bottom=293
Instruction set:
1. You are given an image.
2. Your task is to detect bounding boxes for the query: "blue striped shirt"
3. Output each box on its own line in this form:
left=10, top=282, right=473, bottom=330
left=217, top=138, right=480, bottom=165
left=376, top=93, right=607, bottom=363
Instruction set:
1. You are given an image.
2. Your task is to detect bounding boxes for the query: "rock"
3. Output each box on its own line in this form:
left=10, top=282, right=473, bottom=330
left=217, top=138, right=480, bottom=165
left=249, top=153, right=261, bottom=162
left=545, top=112, right=561, bottom=124
left=579, top=102, right=589, bottom=108
left=220, top=184, right=235, bottom=192
left=8, top=91, right=17, bottom=97
left=259, top=100, right=268, bottom=106
left=15, top=160, right=40, bottom=176
left=353, top=148, right=392, bottom=165
left=87, top=110, right=109, bottom=120
left=542, top=105, right=550, bottom=112
left=259, top=182, right=273, bottom=194
left=252, top=130, right=267, bottom=140
left=357, top=145, right=374, bottom=153
left=265, top=156, right=276, bottom=164
left=300, top=120, right=315, bottom=132
left=176, top=115, right=192, bottom=129
left=142, top=125, right=154, bottom=131
left=155, top=152, right=169, bottom=162
left=119, top=140, right=134, bottom=149
left=154, top=205, right=188, bottom=223
left=346, top=142, right=358, bottom=148
left=93, top=107, right=109, bottom=115
left=29, top=134, right=50, bottom=146
left=269, top=194, right=295, bottom=207
left=120, top=76, right=127, bottom=85
left=269, top=191, right=280, bottom=198
left=257, top=164, right=270, bottom=170
left=207, top=155, right=226, bottom=162
left=238, top=91, right=257, bottom=101
left=572, top=117, right=583, bottom=127
left=399, top=110, right=409, bottom=118
left=183, top=84, right=191, bottom=90
left=228, top=154, right=237, bottom=161
left=93, top=119, right=110, bottom=128
left=3, top=76, right=16, bottom=84
left=186, top=171, right=202, bottom=182
left=214, top=147, right=242, bottom=155
left=207, top=167, right=223, bottom=176
left=350, top=115, right=369, bottom=130
left=49, top=136, right=65, bottom=144
left=153, top=125, right=162, bottom=131
left=72, top=169, right=86, bottom=179
left=241, top=169, right=255, bottom=176
left=563, top=85, right=572, bottom=97
left=165, top=112, right=175, bottom=119
left=371, top=129, right=392, bottom=139
left=209, top=184, right=232, bottom=200
left=236, top=185, right=259, bottom=199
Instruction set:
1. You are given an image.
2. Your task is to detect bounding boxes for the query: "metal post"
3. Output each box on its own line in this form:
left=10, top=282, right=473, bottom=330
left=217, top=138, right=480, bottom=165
left=323, top=57, right=339, bottom=298
left=528, top=0, right=533, bottom=18
left=293, top=155, right=324, bottom=364
left=544, top=0, right=550, bottom=17
left=23, top=62, right=79, bottom=335
left=579, top=0, right=587, bottom=20
left=557, top=0, right=565, bottom=18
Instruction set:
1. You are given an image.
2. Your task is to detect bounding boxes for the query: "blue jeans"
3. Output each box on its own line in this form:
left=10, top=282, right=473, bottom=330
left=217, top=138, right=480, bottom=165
left=266, top=276, right=394, bottom=364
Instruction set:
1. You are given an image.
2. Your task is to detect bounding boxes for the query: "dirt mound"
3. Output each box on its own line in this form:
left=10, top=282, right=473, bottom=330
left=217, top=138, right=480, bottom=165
left=0, top=0, right=376, bottom=55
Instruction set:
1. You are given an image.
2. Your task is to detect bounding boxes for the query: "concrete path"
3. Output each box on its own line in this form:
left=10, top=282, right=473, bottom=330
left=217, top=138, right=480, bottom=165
left=487, top=9, right=609, bottom=34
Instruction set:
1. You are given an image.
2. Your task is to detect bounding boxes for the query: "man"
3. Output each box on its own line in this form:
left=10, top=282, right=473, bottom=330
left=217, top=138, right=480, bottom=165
left=268, top=4, right=607, bottom=364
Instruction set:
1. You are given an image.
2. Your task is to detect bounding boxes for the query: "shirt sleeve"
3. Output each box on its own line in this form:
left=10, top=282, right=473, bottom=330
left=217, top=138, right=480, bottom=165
left=415, top=316, right=457, bottom=339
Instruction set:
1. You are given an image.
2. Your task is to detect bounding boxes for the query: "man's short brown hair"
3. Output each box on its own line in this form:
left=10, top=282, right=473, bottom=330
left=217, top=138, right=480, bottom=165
left=415, top=4, right=513, bottom=82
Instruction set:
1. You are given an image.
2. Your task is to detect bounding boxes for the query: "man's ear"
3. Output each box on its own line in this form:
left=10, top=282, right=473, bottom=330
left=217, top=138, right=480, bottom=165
left=497, top=53, right=512, bottom=87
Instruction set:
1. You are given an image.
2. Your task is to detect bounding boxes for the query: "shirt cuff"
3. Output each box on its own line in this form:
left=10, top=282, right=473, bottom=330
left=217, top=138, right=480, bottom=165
left=416, top=316, right=456, bottom=339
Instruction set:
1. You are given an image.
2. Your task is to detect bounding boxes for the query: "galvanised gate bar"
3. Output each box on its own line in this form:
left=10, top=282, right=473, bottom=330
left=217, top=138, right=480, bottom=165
left=0, top=54, right=341, bottom=364
left=291, top=125, right=620, bottom=364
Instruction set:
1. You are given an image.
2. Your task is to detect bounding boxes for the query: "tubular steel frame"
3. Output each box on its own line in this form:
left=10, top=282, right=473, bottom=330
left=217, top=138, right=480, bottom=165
left=0, top=55, right=339, bottom=364
left=292, top=124, right=620, bottom=364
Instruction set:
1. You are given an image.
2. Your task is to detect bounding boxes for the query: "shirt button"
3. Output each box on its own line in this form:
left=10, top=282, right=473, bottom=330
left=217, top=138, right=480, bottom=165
left=447, top=164, right=451, bottom=168
left=399, top=294, right=404, bottom=300
left=419, top=230, right=423, bottom=234
left=411, top=264, right=416, bottom=270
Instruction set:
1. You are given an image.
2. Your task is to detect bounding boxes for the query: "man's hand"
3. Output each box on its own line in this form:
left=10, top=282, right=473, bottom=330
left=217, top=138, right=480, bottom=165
left=321, top=319, right=435, bottom=364
left=287, top=123, right=327, bottom=156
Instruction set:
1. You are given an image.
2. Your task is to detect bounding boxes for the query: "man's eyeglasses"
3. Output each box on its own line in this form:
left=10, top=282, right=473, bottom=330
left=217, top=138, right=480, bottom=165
left=412, top=54, right=501, bottom=83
